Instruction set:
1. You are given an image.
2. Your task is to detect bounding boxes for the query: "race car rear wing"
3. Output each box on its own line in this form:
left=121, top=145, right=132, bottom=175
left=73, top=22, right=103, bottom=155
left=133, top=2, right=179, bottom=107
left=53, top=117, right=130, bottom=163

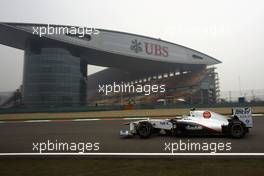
left=232, top=107, right=253, bottom=128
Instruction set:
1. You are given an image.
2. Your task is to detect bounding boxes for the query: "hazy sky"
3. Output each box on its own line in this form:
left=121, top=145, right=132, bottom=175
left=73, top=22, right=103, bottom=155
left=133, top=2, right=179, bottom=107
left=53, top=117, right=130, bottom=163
left=0, top=0, right=263, bottom=92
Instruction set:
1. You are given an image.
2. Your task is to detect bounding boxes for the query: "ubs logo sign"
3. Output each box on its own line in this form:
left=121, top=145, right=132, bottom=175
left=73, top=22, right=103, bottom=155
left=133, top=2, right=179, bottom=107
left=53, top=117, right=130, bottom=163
left=130, top=39, right=142, bottom=53
left=130, top=39, right=169, bottom=57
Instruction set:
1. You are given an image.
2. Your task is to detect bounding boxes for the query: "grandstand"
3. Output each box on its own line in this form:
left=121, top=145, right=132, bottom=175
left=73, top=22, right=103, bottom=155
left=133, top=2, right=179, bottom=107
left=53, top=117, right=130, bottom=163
left=0, top=88, right=22, bottom=108
left=88, top=67, right=220, bottom=106
left=0, top=22, right=221, bottom=107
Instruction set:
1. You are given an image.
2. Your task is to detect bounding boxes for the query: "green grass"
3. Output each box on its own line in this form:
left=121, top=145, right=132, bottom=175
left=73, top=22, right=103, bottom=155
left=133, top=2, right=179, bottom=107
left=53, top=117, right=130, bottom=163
left=1, top=158, right=264, bottom=176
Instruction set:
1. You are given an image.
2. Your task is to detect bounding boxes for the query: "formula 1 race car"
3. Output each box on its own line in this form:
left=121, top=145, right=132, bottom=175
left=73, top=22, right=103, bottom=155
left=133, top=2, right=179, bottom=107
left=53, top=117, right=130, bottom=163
left=120, top=107, right=253, bottom=139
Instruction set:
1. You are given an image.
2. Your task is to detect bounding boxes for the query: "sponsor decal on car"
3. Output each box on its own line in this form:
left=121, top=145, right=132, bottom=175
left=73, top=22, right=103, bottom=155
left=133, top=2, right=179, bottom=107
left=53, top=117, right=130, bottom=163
left=203, top=111, right=211, bottom=119
left=185, top=125, right=203, bottom=130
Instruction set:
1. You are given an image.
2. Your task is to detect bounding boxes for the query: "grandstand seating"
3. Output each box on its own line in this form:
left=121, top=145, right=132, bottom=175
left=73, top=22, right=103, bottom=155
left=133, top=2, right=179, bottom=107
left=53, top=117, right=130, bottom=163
left=88, top=68, right=219, bottom=106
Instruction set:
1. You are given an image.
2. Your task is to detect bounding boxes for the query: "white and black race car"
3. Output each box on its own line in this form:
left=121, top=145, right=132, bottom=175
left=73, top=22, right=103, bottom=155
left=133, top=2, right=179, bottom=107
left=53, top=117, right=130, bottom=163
left=120, top=107, right=253, bottom=139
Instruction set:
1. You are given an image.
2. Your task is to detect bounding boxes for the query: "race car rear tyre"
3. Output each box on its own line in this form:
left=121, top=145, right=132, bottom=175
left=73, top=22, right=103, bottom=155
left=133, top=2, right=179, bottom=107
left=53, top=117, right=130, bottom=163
left=137, top=121, right=153, bottom=138
left=229, top=120, right=246, bottom=138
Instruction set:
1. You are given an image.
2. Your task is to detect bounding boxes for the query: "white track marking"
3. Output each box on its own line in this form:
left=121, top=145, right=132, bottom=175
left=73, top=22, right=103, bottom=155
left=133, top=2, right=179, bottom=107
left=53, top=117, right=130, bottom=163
left=0, top=114, right=262, bottom=124
left=73, top=118, right=100, bottom=121
left=252, top=114, right=263, bottom=117
left=25, top=120, right=51, bottom=123
left=123, top=117, right=148, bottom=120
left=0, top=152, right=264, bottom=156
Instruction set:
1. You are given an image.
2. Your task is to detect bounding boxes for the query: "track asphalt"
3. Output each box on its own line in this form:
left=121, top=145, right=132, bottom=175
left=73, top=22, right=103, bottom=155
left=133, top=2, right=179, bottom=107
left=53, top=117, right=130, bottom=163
left=0, top=116, right=263, bottom=154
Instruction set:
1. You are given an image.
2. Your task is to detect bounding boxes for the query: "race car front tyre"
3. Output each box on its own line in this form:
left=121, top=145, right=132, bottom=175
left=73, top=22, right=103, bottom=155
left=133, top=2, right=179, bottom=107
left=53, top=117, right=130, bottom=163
left=229, top=120, right=246, bottom=138
left=137, top=121, right=153, bottom=139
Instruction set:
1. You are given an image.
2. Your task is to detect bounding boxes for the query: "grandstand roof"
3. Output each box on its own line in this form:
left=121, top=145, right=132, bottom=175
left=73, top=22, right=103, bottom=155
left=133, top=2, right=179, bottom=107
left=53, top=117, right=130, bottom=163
left=0, top=22, right=221, bottom=72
